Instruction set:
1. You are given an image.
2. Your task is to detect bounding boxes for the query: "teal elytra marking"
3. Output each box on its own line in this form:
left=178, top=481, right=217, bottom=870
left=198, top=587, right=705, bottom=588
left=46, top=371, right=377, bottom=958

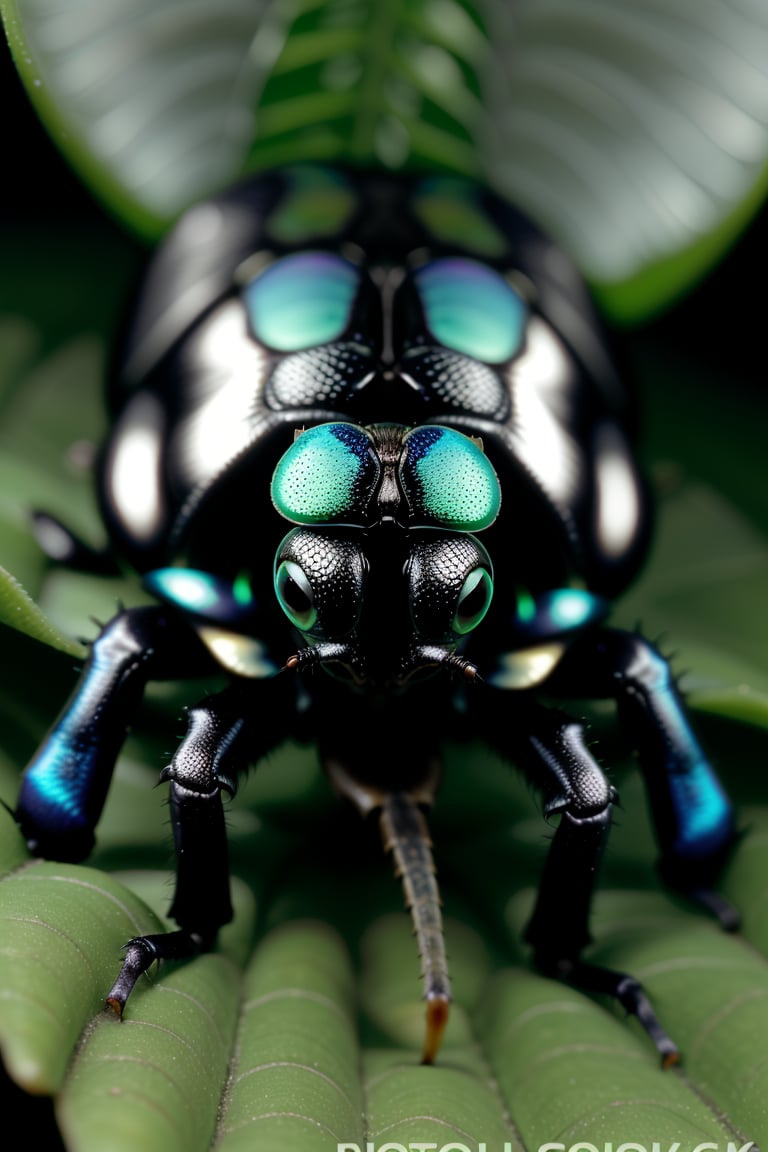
left=414, top=257, right=528, bottom=363
left=243, top=251, right=360, bottom=352
left=146, top=569, right=223, bottom=613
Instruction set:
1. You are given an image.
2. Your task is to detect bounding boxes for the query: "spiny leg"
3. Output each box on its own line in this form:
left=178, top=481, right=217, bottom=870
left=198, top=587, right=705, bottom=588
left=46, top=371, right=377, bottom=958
left=550, top=627, right=739, bottom=928
left=107, top=676, right=292, bottom=1015
left=475, top=690, right=679, bottom=1066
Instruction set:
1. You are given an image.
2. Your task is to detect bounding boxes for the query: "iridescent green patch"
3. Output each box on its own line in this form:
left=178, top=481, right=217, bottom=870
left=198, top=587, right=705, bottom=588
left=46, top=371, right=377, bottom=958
left=271, top=423, right=377, bottom=524
left=401, top=426, right=501, bottom=532
left=266, top=166, right=356, bottom=244
left=243, top=252, right=360, bottom=352
left=413, top=177, right=507, bottom=257
left=413, top=257, right=527, bottom=364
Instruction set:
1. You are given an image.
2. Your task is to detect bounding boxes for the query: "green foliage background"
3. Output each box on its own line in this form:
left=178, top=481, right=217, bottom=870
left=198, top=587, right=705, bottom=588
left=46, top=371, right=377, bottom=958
left=1, top=2, right=768, bottom=1149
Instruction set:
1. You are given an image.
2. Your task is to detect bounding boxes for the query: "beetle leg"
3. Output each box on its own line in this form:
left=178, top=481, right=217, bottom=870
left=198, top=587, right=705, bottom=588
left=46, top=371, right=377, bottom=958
left=476, top=692, right=679, bottom=1064
left=106, top=677, right=292, bottom=1016
left=17, top=605, right=210, bottom=862
left=551, top=627, right=739, bottom=927
left=30, top=510, right=121, bottom=575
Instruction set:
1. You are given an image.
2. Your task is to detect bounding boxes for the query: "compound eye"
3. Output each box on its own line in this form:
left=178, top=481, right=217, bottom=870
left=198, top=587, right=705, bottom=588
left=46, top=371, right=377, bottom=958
left=400, top=425, right=500, bottom=531
left=274, top=560, right=317, bottom=631
left=453, top=567, right=494, bottom=635
left=407, top=532, right=493, bottom=641
left=274, top=528, right=366, bottom=638
left=272, top=423, right=378, bottom=526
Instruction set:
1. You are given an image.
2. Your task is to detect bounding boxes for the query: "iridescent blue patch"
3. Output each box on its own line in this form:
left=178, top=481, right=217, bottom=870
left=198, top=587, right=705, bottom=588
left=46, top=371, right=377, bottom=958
left=413, top=257, right=527, bottom=363
left=243, top=252, right=360, bottom=351
left=271, top=423, right=378, bottom=525
left=513, top=587, right=609, bottom=642
left=144, top=568, right=256, bottom=625
left=668, top=760, right=734, bottom=858
left=400, top=426, right=501, bottom=531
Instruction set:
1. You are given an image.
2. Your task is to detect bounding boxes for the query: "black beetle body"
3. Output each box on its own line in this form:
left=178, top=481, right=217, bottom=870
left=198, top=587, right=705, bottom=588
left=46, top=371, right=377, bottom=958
left=17, top=166, right=737, bottom=1064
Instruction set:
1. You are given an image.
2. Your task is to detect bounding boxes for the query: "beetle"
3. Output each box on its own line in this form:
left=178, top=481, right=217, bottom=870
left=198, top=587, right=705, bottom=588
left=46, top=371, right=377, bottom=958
left=15, top=163, right=739, bottom=1066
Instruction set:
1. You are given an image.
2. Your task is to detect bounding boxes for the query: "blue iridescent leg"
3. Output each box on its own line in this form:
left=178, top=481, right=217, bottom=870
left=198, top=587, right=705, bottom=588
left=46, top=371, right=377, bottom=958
left=16, top=605, right=211, bottom=862
left=551, top=627, right=739, bottom=925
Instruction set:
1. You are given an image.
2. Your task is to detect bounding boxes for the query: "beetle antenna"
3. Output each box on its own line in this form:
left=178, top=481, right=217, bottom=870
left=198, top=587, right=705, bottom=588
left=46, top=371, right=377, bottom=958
left=283, top=642, right=356, bottom=674
left=380, top=791, right=451, bottom=1065
left=411, top=645, right=480, bottom=682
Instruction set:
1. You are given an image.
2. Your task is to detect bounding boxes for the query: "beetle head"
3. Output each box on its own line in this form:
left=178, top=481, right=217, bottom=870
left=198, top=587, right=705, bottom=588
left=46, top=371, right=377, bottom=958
left=271, top=422, right=499, bottom=687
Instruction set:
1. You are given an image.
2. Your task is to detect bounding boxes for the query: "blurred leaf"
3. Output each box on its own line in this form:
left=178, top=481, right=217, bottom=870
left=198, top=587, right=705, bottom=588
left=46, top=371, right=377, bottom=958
left=4, top=0, right=768, bottom=316
left=614, top=482, right=768, bottom=728
left=244, top=0, right=486, bottom=175
left=0, top=0, right=291, bottom=237
left=479, top=0, right=768, bottom=321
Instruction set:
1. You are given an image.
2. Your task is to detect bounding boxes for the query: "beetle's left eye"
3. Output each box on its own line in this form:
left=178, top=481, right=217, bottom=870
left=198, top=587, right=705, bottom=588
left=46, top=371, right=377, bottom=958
left=274, top=527, right=367, bottom=638
left=453, top=567, right=494, bottom=634
left=274, top=560, right=317, bottom=631
left=243, top=251, right=361, bottom=352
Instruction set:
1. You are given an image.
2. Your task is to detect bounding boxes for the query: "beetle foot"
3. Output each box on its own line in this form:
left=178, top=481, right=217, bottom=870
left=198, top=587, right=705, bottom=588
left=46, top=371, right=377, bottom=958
left=106, top=930, right=206, bottom=1017
left=537, top=957, right=680, bottom=1068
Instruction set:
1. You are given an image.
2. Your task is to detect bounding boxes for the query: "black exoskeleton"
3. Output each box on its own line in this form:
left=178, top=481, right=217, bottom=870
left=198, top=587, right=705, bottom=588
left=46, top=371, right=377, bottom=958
left=17, top=166, right=738, bottom=1064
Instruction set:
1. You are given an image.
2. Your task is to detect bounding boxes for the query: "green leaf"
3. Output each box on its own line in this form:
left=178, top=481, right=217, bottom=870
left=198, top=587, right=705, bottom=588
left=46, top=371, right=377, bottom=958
left=5, top=0, right=768, bottom=315
left=614, top=482, right=768, bottom=728
left=0, top=565, right=86, bottom=657
left=0, top=852, right=167, bottom=1093
left=479, top=0, right=768, bottom=321
left=477, top=966, right=739, bottom=1146
left=0, top=0, right=292, bottom=238
left=58, top=952, right=244, bottom=1152
left=245, top=0, right=486, bottom=175
left=217, top=920, right=362, bottom=1152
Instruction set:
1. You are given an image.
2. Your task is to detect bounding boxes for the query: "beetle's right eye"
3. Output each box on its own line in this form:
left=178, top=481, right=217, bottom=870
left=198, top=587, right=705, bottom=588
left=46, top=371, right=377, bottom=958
left=274, top=560, right=317, bottom=631
left=453, top=567, right=494, bottom=635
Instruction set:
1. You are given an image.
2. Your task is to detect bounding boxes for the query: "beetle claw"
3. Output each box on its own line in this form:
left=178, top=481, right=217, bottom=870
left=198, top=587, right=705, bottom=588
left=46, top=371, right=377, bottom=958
left=105, top=936, right=160, bottom=1015
left=421, top=993, right=450, bottom=1065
